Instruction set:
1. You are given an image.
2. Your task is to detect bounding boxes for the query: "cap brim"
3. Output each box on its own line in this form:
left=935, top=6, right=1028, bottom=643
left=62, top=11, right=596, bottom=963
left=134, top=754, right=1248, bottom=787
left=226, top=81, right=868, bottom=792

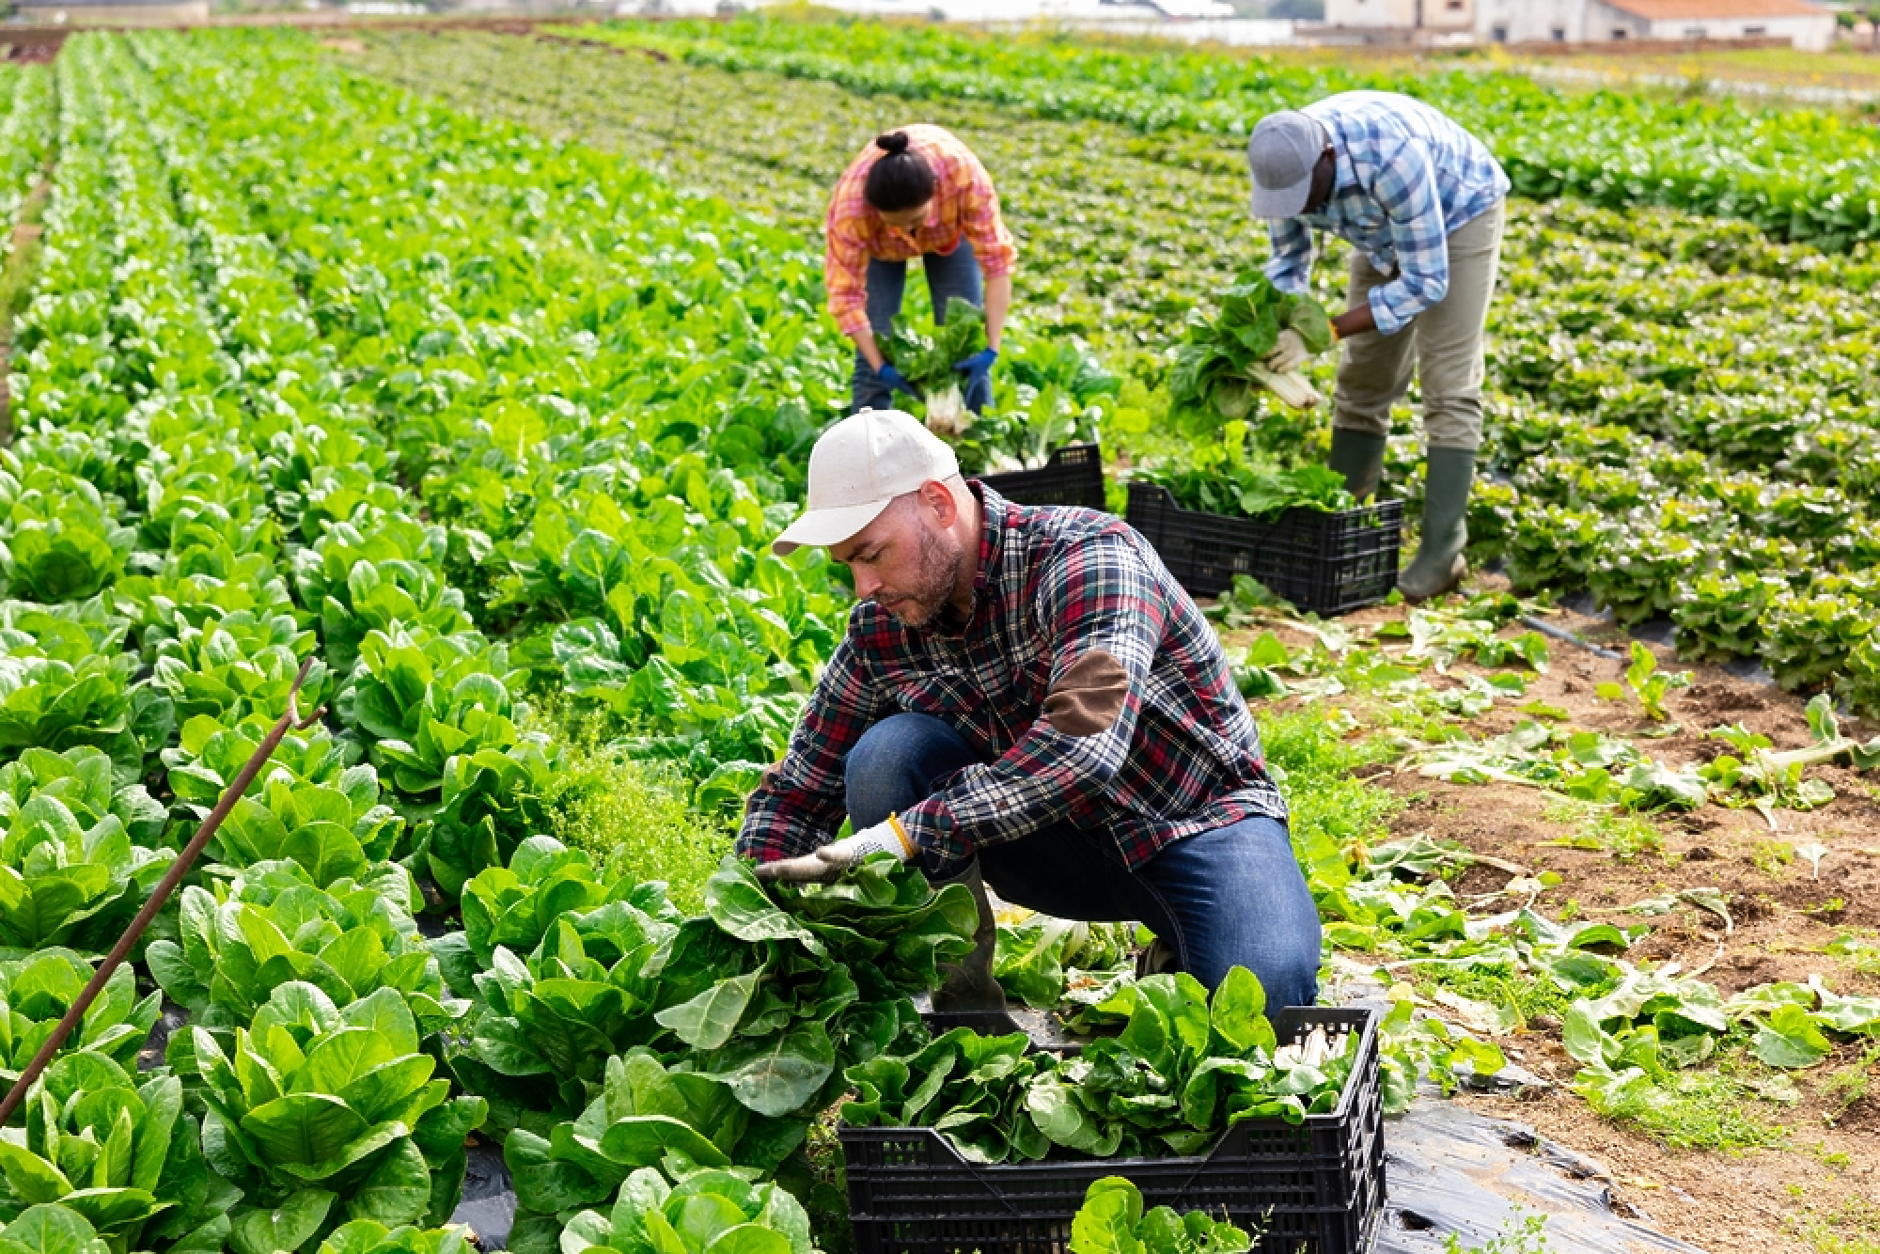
left=1250, top=176, right=1313, bottom=220
left=771, top=498, right=896, bottom=557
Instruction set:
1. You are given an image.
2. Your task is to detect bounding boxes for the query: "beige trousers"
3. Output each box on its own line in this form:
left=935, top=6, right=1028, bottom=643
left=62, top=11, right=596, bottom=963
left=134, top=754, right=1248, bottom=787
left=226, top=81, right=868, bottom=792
left=1331, top=200, right=1505, bottom=453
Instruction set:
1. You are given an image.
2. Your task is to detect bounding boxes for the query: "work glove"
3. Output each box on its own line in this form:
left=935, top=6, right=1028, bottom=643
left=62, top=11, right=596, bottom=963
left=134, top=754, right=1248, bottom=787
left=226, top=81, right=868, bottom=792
left=876, top=363, right=922, bottom=402
left=1264, top=328, right=1312, bottom=373
left=952, top=347, right=998, bottom=390
left=753, top=815, right=916, bottom=884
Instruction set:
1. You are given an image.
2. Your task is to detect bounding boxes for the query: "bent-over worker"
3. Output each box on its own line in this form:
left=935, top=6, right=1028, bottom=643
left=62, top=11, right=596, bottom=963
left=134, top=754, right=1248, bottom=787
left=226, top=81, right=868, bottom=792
left=1248, top=90, right=1510, bottom=602
left=826, top=126, right=1015, bottom=418
left=737, top=408, right=1321, bottom=1012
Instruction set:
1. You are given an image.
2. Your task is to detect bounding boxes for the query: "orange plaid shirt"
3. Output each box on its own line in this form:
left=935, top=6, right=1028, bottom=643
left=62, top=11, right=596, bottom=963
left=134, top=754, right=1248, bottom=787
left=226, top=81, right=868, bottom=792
left=824, top=125, right=1018, bottom=339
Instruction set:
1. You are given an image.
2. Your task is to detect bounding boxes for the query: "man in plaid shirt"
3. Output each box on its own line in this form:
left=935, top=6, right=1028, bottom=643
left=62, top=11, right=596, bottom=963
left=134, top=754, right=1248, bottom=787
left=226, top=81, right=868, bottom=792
left=1249, top=91, right=1510, bottom=603
left=740, top=409, right=1321, bottom=1012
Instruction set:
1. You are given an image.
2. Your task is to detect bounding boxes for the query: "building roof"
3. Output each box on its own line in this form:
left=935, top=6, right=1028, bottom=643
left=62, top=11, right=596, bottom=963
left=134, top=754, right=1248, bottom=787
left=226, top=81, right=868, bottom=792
left=1604, top=0, right=1828, bottom=19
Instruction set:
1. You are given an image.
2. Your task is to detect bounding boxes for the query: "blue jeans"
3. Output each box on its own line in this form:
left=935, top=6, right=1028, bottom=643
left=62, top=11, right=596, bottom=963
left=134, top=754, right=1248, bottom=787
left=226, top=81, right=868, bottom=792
left=850, top=240, right=992, bottom=417
left=845, top=713, right=1322, bottom=1008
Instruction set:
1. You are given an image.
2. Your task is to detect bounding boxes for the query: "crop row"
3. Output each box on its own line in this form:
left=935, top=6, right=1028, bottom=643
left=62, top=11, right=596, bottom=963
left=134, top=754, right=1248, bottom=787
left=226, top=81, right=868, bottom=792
left=355, top=32, right=1880, bottom=702
left=241, top=18, right=1880, bottom=1176
left=592, top=17, right=1880, bottom=251
left=0, top=65, right=53, bottom=274
left=0, top=27, right=897, bottom=1253
left=361, top=31, right=1880, bottom=456
left=0, top=31, right=1529, bottom=1254
left=135, top=29, right=865, bottom=801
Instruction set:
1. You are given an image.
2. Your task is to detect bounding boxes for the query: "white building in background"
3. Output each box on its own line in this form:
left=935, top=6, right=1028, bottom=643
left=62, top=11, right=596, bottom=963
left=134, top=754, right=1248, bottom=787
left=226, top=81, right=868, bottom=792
left=1323, top=0, right=1473, bottom=35
left=1476, top=0, right=1836, bottom=48
left=1330, top=0, right=1836, bottom=48
left=11, top=0, right=208, bottom=21
left=1468, top=0, right=1585, bottom=40
left=1608, top=0, right=1835, bottom=49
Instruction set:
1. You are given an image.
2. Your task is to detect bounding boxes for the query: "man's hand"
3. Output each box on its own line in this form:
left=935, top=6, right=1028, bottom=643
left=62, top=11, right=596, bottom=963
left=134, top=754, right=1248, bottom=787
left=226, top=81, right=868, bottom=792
left=1264, top=328, right=1312, bottom=373
left=754, top=816, right=916, bottom=884
left=952, top=347, right=998, bottom=391
left=1332, top=303, right=1376, bottom=343
left=877, top=363, right=922, bottom=402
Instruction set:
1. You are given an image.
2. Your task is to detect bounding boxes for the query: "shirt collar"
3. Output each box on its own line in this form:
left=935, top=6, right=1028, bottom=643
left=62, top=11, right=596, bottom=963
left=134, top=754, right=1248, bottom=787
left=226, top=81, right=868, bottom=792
left=970, top=482, right=1006, bottom=601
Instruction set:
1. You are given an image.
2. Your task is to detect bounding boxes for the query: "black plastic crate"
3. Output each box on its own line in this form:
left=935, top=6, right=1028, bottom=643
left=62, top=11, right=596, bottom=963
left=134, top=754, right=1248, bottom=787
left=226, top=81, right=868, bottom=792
left=979, top=444, right=1108, bottom=513
left=843, top=1006, right=1384, bottom=1254
left=1125, top=483, right=1402, bottom=616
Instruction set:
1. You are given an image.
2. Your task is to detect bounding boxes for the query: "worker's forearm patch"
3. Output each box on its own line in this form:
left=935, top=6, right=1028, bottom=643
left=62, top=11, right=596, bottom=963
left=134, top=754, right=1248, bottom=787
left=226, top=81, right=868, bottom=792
left=1043, top=650, right=1130, bottom=737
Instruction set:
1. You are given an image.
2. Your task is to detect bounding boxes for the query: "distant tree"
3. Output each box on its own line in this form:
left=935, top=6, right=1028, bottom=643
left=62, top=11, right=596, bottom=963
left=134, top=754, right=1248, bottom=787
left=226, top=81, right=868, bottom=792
left=1268, top=0, right=1323, bottom=17
left=1841, top=4, right=1880, bottom=50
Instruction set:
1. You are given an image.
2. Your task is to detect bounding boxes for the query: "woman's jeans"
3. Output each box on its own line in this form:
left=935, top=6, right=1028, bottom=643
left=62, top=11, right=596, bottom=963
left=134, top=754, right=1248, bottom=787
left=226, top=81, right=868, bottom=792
left=850, top=241, right=991, bottom=416
left=844, top=712, right=1322, bottom=1008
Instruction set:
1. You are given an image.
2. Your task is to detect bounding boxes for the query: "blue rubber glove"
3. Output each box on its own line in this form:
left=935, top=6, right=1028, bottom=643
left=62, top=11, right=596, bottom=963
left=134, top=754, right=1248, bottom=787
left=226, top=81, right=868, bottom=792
left=877, top=363, right=922, bottom=401
left=952, top=347, right=999, bottom=390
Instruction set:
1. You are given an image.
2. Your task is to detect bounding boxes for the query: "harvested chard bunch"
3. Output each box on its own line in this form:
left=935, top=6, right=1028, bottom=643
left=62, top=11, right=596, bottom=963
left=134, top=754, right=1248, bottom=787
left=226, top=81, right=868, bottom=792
left=882, top=297, right=989, bottom=438
left=843, top=969, right=1361, bottom=1163
left=1169, top=271, right=1333, bottom=421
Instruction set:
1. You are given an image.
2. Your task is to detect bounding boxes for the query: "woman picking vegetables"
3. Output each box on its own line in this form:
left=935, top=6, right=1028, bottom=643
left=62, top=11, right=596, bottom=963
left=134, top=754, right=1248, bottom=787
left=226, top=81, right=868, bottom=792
left=1247, top=92, right=1509, bottom=601
left=826, top=126, right=1016, bottom=421
left=738, top=409, right=1321, bottom=1015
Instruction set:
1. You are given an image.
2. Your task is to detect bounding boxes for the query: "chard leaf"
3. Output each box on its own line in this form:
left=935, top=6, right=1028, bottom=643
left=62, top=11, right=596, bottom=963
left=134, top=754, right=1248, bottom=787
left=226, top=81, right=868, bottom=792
left=701, top=1024, right=835, bottom=1118
left=703, top=863, right=823, bottom=955
left=342, top=1139, right=429, bottom=1227
left=229, top=1188, right=335, bottom=1254
left=1752, top=1005, right=1833, bottom=1068
left=654, top=970, right=763, bottom=1052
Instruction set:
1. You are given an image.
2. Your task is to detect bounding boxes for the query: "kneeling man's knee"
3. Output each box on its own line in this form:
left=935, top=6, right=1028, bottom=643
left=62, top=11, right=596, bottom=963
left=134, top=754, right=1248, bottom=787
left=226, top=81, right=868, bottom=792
left=844, top=714, right=968, bottom=830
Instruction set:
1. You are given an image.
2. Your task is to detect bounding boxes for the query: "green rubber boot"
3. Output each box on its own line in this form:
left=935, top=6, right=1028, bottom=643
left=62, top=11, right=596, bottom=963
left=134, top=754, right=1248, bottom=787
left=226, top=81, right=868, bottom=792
left=1399, top=446, right=1475, bottom=603
left=1327, top=428, right=1388, bottom=501
left=930, top=861, right=1007, bottom=1013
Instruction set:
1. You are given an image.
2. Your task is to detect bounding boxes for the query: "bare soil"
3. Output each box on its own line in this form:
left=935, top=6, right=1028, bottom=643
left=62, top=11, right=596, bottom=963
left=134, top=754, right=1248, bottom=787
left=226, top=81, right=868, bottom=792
left=1229, top=589, right=1880, bottom=1254
left=1456, top=1084, right=1876, bottom=1254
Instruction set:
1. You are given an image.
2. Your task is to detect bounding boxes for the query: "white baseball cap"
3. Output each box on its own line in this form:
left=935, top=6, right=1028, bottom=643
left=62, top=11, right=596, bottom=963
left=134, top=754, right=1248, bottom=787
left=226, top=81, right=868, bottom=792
left=772, top=409, right=961, bottom=556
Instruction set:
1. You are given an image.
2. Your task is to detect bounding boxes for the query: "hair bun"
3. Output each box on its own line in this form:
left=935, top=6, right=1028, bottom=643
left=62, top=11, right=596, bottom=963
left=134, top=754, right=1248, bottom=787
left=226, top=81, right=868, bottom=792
left=875, top=131, right=911, bottom=156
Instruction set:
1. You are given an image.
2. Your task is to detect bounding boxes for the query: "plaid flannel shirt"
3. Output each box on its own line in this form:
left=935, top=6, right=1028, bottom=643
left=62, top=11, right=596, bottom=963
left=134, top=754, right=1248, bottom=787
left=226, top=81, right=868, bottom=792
left=1264, top=91, right=1509, bottom=337
left=824, top=124, right=1018, bottom=339
left=737, top=486, right=1287, bottom=872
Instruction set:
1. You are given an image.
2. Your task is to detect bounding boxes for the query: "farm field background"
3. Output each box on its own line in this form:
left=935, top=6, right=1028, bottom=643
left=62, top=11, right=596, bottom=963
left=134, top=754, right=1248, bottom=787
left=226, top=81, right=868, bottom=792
left=0, top=19, right=1877, bottom=1254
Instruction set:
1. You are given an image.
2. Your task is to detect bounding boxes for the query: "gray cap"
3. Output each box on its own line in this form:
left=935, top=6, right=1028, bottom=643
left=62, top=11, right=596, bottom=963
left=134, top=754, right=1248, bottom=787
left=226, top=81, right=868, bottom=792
left=1247, top=111, right=1328, bottom=219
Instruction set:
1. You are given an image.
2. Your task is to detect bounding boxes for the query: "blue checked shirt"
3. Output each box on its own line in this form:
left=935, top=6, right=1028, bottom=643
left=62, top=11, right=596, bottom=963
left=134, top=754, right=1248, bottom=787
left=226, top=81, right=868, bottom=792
left=1264, top=91, right=1510, bottom=337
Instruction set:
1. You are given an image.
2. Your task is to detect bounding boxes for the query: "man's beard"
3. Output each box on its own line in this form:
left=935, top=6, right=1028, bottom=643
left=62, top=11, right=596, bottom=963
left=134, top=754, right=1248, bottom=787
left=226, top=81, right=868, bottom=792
left=878, top=527, right=963, bottom=627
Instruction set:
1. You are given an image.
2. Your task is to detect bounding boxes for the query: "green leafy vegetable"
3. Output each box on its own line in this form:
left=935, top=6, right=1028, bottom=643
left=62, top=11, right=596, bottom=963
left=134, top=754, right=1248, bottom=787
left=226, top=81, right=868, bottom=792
left=1069, top=1177, right=1254, bottom=1254
left=843, top=969, right=1360, bottom=1163
left=993, top=915, right=1134, bottom=1011
left=0, top=950, right=160, bottom=1082
left=553, top=1160, right=818, bottom=1254
left=0, top=1054, right=235, bottom=1253
left=881, top=298, right=988, bottom=435
left=190, top=986, right=487, bottom=1251
left=1168, top=272, right=1331, bottom=424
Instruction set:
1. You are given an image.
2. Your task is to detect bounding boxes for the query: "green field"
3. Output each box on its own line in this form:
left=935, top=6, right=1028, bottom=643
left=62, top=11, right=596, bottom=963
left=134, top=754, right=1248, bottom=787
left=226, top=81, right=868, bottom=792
left=0, top=20, right=1874, bottom=1254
